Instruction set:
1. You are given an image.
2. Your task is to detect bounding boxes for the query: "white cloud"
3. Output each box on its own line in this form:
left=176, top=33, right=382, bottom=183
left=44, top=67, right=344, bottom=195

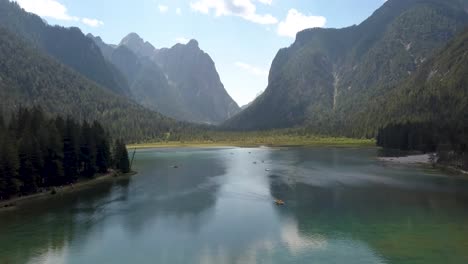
left=12, top=0, right=104, bottom=27
left=175, top=37, right=190, bottom=44
left=235, top=62, right=269, bottom=76
left=158, top=4, right=169, bottom=13
left=190, top=0, right=277, bottom=25
left=176, top=7, right=182, bottom=15
left=13, top=0, right=78, bottom=21
left=257, top=0, right=272, bottom=5
left=81, top=18, right=104, bottom=27
left=277, top=9, right=326, bottom=38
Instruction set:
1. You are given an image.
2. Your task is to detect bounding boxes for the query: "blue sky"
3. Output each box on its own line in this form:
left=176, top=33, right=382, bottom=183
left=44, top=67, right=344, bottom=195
left=13, top=0, right=387, bottom=106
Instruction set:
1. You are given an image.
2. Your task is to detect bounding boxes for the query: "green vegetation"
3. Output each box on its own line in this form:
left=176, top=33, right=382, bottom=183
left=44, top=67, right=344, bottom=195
left=373, top=28, right=468, bottom=171
left=224, top=0, right=468, bottom=137
left=0, top=0, right=130, bottom=96
left=128, top=130, right=374, bottom=149
left=0, top=25, right=204, bottom=143
left=222, top=0, right=468, bottom=170
left=0, top=108, right=130, bottom=201
left=113, top=139, right=131, bottom=173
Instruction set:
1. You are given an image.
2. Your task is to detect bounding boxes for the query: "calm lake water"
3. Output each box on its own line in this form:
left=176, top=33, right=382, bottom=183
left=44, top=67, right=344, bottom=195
left=1, top=147, right=468, bottom=264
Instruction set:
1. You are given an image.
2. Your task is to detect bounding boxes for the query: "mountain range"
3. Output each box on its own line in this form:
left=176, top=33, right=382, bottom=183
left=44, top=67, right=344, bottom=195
left=0, top=0, right=467, bottom=145
left=0, top=0, right=239, bottom=126
left=224, top=0, right=468, bottom=138
left=89, top=32, right=240, bottom=124
left=0, top=0, right=208, bottom=142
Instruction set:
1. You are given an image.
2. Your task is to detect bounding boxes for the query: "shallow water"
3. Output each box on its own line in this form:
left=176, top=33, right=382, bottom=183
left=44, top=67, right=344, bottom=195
left=1, top=147, right=468, bottom=264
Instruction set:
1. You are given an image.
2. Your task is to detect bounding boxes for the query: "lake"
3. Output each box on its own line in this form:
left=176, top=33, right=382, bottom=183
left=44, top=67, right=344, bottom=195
left=1, top=147, right=468, bottom=264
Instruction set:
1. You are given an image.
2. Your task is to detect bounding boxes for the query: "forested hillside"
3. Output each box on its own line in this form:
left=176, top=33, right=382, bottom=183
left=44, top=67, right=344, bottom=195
left=372, top=29, right=468, bottom=169
left=0, top=0, right=130, bottom=96
left=0, top=108, right=130, bottom=200
left=0, top=26, right=199, bottom=142
left=225, top=0, right=468, bottom=135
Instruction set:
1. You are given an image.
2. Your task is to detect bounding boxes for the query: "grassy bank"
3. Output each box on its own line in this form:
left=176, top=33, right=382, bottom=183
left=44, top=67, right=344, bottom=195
left=0, top=170, right=136, bottom=212
left=128, top=132, right=375, bottom=149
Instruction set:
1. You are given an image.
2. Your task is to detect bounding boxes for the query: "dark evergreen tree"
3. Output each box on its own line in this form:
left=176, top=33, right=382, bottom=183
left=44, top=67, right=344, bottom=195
left=113, top=139, right=130, bottom=173
left=79, top=121, right=97, bottom=178
left=43, top=122, right=64, bottom=186
left=0, top=133, right=20, bottom=199
left=63, top=117, right=79, bottom=183
left=0, top=113, right=4, bottom=132
left=18, top=133, right=42, bottom=194
left=92, top=121, right=111, bottom=173
left=0, top=108, right=114, bottom=200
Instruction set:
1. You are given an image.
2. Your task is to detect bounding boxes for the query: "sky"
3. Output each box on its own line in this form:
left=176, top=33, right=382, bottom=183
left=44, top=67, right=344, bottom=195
left=12, top=0, right=387, bottom=106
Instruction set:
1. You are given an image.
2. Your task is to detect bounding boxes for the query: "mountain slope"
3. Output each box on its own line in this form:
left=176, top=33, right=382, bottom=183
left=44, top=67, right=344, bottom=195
left=119, top=32, right=157, bottom=59
left=109, top=45, right=189, bottom=120
left=91, top=33, right=240, bottom=124
left=0, top=26, right=192, bottom=142
left=153, top=39, right=240, bottom=124
left=225, top=0, right=468, bottom=134
left=0, top=0, right=130, bottom=96
left=363, top=27, right=468, bottom=133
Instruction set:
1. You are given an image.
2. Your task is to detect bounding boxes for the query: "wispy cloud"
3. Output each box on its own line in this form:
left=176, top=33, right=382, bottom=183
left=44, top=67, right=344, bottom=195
left=81, top=18, right=104, bottom=27
left=257, top=0, right=272, bottom=5
left=175, top=37, right=190, bottom=44
left=235, top=62, right=269, bottom=76
left=158, top=4, right=169, bottom=13
left=12, top=0, right=104, bottom=27
left=277, top=9, right=326, bottom=38
left=176, top=7, right=182, bottom=15
left=190, top=0, right=277, bottom=25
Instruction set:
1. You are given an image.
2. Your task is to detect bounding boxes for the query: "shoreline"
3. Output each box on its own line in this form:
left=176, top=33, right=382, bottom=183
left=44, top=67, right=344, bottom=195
left=378, top=154, right=433, bottom=164
left=378, top=153, right=468, bottom=176
left=127, top=139, right=375, bottom=150
left=0, top=170, right=137, bottom=212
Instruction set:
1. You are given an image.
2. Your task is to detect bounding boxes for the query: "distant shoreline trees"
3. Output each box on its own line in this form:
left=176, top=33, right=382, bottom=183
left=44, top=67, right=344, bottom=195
left=0, top=107, right=130, bottom=200
left=377, top=121, right=468, bottom=170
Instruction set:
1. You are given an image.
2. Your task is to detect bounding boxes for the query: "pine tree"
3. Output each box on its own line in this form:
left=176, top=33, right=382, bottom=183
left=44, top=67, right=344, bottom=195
left=0, top=113, right=4, bottom=133
left=18, top=133, right=42, bottom=194
left=92, top=121, right=111, bottom=173
left=79, top=121, right=97, bottom=178
left=0, top=133, right=20, bottom=199
left=113, top=139, right=130, bottom=173
left=63, top=117, right=79, bottom=183
left=43, top=122, right=64, bottom=186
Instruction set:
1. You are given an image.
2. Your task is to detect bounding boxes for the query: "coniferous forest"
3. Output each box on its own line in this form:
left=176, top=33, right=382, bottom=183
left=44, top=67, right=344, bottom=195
left=0, top=107, right=130, bottom=200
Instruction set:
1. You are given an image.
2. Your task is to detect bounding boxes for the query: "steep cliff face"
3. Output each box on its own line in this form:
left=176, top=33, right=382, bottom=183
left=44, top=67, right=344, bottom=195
left=119, top=32, right=157, bottom=59
left=91, top=34, right=240, bottom=124
left=153, top=40, right=240, bottom=124
left=224, top=0, right=468, bottom=134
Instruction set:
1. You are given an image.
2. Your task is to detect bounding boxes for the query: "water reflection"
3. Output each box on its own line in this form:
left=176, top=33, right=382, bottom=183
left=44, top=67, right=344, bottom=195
left=1, top=147, right=468, bottom=264
left=266, top=148, right=468, bottom=264
left=0, top=176, right=128, bottom=264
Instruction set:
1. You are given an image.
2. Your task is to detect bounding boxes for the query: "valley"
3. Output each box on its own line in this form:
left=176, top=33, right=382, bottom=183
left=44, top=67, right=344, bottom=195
left=0, top=0, right=467, bottom=263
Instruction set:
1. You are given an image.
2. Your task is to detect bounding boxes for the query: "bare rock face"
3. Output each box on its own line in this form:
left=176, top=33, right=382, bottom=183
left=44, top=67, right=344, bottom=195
left=119, top=33, right=157, bottom=59
left=152, top=39, right=240, bottom=124
left=93, top=33, right=240, bottom=124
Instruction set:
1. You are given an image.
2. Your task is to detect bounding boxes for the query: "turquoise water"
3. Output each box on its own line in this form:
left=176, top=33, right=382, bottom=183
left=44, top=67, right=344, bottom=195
left=1, top=147, right=468, bottom=264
